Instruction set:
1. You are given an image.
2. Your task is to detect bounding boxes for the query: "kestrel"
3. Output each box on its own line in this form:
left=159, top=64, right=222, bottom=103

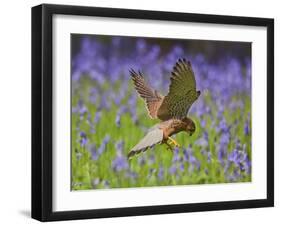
left=128, top=58, right=200, bottom=158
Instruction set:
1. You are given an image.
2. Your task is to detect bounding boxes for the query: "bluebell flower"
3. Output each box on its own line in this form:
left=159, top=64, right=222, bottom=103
left=71, top=35, right=252, bottom=186
left=126, top=171, right=138, bottom=179
left=89, top=87, right=99, bottom=104
left=179, top=163, right=185, bottom=172
left=90, top=144, right=99, bottom=160
left=79, top=131, right=87, bottom=147
left=201, top=119, right=206, bottom=128
left=195, top=137, right=208, bottom=147
left=94, top=111, right=102, bottom=124
left=172, top=147, right=180, bottom=162
left=98, top=93, right=110, bottom=110
left=189, top=155, right=201, bottom=171
left=218, top=147, right=227, bottom=164
left=72, top=100, right=88, bottom=120
left=183, top=147, right=192, bottom=162
left=115, top=113, right=121, bottom=128
left=96, top=135, right=110, bottom=156
left=228, top=149, right=239, bottom=165
left=169, top=165, right=177, bottom=175
left=115, top=140, right=124, bottom=154
left=158, top=166, right=164, bottom=181
left=112, top=155, right=129, bottom=172
left=112, top=139, right=128, bottom=172
left=244, top=120, right=250, bottom=135
left=136, top=39, right=146, bottom=53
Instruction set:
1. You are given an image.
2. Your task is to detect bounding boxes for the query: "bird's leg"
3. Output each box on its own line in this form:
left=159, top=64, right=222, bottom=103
left=167, top=136, right=180, bottom=148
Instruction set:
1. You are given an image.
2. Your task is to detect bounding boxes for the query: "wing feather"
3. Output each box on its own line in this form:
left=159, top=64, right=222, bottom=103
left=130, top=69, right=163, bottom=118
left=157, top=59, right=200, bottom=120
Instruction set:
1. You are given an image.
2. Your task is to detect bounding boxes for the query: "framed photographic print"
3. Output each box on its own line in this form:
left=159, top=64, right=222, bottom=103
left=31, top=4, right=274, bottom=221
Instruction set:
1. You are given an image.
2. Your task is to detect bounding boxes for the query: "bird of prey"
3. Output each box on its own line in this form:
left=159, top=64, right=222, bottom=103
left=128, top=58, right=200, bottom=159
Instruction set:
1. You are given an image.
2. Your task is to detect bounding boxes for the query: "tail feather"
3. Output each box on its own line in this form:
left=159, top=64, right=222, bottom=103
left=127, top=127, right=163, bottom=159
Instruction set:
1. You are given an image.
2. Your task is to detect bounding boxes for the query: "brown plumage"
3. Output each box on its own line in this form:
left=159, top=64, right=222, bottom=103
left=130, top=70, right=163, bottom=118
left=128, top=58, right=200, bottom=158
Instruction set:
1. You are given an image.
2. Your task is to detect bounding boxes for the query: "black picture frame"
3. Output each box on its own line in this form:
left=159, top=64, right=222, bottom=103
left=32, top=3, right=274, bottom=222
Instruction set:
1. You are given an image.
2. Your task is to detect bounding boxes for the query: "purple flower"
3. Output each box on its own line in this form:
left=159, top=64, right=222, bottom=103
left=112, top=140, right=128, bottom=172
left=104, top=134, right=110, bottom=143
left=189, top=155, right=201, bottom=171
left=201, top=119, right=206, bottom=128
left=183, top=147, right=191, bottom=162
left=98, top=93, right=110, bottom=110
left=115, top=140, right=124, bottom=154
left=217, top=118, right=230, bottom=134
left=94, top=111, right=102, bottom=124
left=218, top=147, right=227, bottom=164
left=115, top=113, right=121, bottom=127
left=90, top=144, right=99, bottom=160
left=195, top=136, right=208, bottom=147
left=128, top=94, right=137, bottom=108
left=73, top=100, right=87, bottom=120
left=112, top=155, right=129, bottom=172
left=158, top=166, right=164, bottom=180
left=228, top=149, right=239, bottom=165
left=131, top=112, right=138, bottom=124
left=244, top=120, right=250, bottom=135
left=71, top=36, right=252, bottom=186
left=136, top=39, right=146, bottom=53
left=89, top=88, right=99, bottom=104
left=243, top=155, right=251, bottom=174
left=179, top=163, right=185, bottom=172
left=126, top=171, right=138, bottom=179
left=172, top=147, right=180, bottom=162
left=220, top=133, right=230, bottom=146
left=183, top=146, right=200, bottom=172
left=79, top=131, right=87, bottom=147
left=97, top=135, right=110, bottom=155
left=169, top=165, right=177, bottom=175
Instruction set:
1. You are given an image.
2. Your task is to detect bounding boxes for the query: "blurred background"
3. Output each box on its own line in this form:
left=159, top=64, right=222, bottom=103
left=71, top=34, right=251, bottom=190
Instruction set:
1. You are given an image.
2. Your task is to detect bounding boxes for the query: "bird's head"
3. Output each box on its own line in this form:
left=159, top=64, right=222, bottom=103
left=182, top=117, right=196, bottom=136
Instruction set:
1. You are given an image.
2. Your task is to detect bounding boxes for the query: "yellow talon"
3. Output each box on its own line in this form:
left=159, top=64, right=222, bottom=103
left=168, top=137, right=180, bottom=148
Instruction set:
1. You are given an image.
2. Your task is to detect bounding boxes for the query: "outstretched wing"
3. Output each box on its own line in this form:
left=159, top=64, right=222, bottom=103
left=157, top=58, right=200, bottom=120
left=130, top=69, right=163, bottom=119
left=127, top=127, right=163, bottom=159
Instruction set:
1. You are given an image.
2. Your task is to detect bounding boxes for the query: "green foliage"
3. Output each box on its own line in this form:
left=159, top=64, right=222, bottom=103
left=71, top=79, right=251, bottom=190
